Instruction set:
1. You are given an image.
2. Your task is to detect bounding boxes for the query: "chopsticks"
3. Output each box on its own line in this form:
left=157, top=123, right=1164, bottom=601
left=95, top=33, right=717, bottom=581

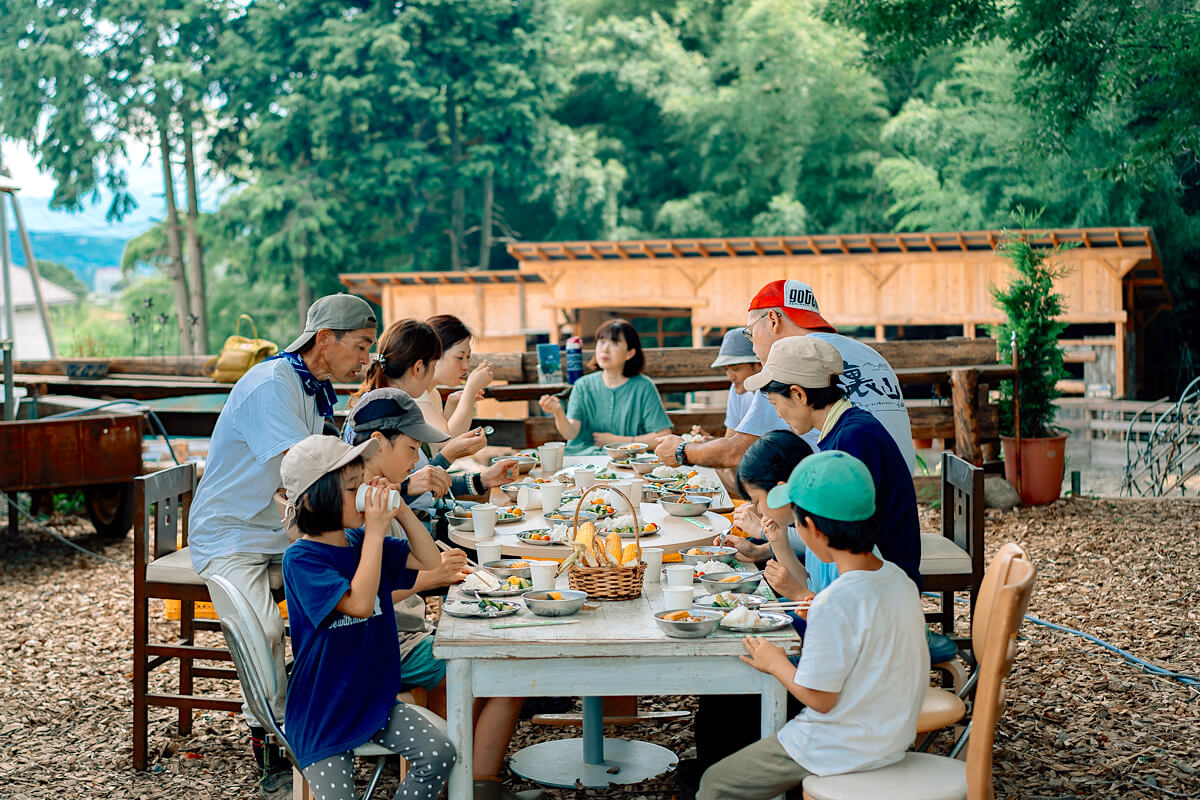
left=759, top=600, right=812, bottom=613
left=490, top=619, right=580, bottom=629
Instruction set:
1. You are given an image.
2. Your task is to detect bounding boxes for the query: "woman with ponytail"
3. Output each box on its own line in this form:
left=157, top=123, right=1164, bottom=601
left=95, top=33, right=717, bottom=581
left=345, top=320, right=517, bottom=517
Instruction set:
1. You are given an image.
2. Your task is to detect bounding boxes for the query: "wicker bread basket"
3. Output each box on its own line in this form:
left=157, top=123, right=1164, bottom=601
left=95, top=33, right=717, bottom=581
left=566, top=484, right=645, bottom=601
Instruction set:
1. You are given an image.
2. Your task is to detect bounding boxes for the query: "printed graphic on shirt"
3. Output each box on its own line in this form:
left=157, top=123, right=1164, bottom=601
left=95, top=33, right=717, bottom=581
left=328, top=596, right=383, bottom=629
left=840, top=362, right=902, bottom=405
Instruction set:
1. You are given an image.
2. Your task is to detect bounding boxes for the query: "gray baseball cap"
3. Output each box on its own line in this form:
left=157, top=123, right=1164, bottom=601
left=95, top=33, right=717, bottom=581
left=345, top=388, right=449, bottom=444
left=710, top=327, right=760, bottom=368
left=286, top=293, right=378, bottom=353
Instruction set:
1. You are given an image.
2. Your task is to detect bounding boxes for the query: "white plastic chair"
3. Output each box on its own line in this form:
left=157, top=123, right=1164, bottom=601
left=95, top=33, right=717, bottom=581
left=206, top=575, right=442, bottom=800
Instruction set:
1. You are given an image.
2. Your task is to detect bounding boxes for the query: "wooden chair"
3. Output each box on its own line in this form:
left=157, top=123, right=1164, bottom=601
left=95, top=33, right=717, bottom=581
left=132, top=464, right=240, bottom=769
left=920, top=452, right=985, bottom=644
left=802, top=542, right=1037, bottom=800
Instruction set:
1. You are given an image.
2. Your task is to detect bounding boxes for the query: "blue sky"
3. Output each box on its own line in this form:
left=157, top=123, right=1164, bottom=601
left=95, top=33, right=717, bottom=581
left=2, top=138, right=224, bottom=238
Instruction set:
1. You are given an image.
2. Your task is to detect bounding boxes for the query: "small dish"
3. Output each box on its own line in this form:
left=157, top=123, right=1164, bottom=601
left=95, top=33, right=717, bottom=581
left=660, top=494, right=713, bottom=517
left=484, top=559, right=533, bottom=579
left=653, top=608, right=723, bottom=639
left=679, top=546, right=739, bottom=566
left=442, top=599, right=520, bottom=619
left=518, top=529, right=556, bottom=546
left=522, top=589, right=587, bottom=617
left=718, top=610, right=792, bottom=633
left=495, top=508, right=526, bottom=524
left=699, top=570, right=762, bottom=594
left=496, top=454, right=538, bottom=474
left=604, top=442, right=648, bottom=458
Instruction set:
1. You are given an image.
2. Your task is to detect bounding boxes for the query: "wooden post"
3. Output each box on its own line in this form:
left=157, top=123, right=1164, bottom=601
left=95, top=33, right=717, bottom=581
left=951, top=368, right=982, bottom=466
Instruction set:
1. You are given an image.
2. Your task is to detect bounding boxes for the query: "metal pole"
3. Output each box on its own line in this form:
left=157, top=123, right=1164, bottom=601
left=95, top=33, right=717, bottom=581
left=2, top=339, right=14, bottom=421
left=581, top=696, right=605, bottom=765
left=0, top=197, right=14, bottom=344
left=1011, top=331, right=1022, bottom=499
left=10, top=193, right=57, bottom=357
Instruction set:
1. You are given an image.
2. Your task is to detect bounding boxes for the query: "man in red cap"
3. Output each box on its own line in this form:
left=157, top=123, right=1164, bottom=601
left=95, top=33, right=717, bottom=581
left=744, top=279, right=916, bottom=474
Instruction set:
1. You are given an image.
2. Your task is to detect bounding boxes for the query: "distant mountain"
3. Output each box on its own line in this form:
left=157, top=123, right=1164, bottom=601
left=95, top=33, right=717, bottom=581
left=6, top=230, right=130, bottom=289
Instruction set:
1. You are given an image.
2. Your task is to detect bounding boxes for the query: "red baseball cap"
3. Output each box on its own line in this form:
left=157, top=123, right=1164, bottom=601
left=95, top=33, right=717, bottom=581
left=748, top=280, right=836, bottom=333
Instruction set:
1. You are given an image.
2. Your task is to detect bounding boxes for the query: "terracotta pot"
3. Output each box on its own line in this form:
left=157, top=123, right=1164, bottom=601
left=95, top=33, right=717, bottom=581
left=1001, top=434, right=1067, bottom=505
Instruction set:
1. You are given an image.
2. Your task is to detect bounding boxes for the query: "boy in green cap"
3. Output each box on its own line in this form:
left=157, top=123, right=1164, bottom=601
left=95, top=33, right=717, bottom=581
left=697, top=450, right=929, bottom=800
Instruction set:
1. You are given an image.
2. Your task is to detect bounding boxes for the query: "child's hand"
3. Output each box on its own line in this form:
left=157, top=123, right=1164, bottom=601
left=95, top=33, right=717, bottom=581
left=733, top=503, right=762, bottom=537
left=764, top=559, right=812, bottom=602
left=361, top=477, right=395, bottom=535
left=761, top=516, right=787, bottom=544
left=740, top=636, right=790, bottom=675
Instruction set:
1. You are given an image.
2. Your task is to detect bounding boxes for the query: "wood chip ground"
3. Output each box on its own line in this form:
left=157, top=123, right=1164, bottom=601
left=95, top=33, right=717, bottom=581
left=1, top=497, right=1196, bottom=799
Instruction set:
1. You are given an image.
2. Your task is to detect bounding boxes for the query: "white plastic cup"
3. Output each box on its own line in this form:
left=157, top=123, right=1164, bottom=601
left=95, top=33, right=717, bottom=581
left=610, top=479, right=634, bottom=503
left=471, top=505, right=498, bottom=540
left=626, top=477, right=645, bottom=504
left=540, top=443, right=566, bottom=474
left=574, top=469, right=596, bottom=491
left=530, top=561, right=557, bottom=591
left=641, top=547, right=664, bottom=581
left=356, top=484, right=402, bottom=512
left=663, top=585, right=694, bottom=611
left=665, top=564, right=695, bottom=587
left=539, top=482, right=564, bottom=510
left=476, top=540, right=503, bottom=565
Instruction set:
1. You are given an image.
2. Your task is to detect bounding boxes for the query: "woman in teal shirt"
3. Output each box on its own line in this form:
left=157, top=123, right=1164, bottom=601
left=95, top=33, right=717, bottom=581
left=538, top=319, right=672, bottom=455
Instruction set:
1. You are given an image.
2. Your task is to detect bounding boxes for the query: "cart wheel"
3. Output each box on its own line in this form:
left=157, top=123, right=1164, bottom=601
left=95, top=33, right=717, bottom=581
left=85, top=482, right=135, bottom=539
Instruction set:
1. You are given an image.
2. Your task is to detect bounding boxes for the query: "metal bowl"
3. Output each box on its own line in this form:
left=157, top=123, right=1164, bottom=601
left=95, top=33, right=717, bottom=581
left=496, top=454, right=538, bottom=474
left=659, top=494, right=714, bottom=517
left=604, top=442, right=648, bottom=458
left=673, top=485, right=722, bottom=499
left=630, top=454, right=661, bottom=474
left=483, top=559, right=533, bottom=580
left=679, top=546, right=740, bottom=566
left=653, top=608, right=723, bottom=639
left=447, top=510, right=474, bottom=530
left=522, top=589, right=587, bottom=617
left=699, top=570, right=762, bottom=594
left=500, top=481, right=539, bottom=501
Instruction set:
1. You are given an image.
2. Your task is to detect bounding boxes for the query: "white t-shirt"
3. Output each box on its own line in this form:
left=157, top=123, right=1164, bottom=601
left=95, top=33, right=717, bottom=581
left=724, top=384, right=792, bottom=438
left=807, top=333, right=916, bottom=474
left=777, top=560, right=929, bottom=776
left=189, top=359, right=326, bottom=573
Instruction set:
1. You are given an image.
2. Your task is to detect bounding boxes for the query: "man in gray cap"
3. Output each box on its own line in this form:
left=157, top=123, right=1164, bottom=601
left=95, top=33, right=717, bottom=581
left=188, top=293, right=377, bottom=798
left=654, top=327, right=790, bottom=470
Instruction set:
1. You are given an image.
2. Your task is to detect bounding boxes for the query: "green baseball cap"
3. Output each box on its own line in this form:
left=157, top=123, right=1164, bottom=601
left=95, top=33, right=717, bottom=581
left=766, top=450, right=876, bottom=522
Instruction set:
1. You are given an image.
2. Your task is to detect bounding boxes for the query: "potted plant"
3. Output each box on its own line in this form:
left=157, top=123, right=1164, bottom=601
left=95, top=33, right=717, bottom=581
left=992, top=211, right=1073, bottom=504
left=61, top=334, right=111, bottom=380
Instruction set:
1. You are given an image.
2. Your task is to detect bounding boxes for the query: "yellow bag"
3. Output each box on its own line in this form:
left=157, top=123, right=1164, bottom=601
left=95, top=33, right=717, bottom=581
left=207, top=314, right=279, bottom=383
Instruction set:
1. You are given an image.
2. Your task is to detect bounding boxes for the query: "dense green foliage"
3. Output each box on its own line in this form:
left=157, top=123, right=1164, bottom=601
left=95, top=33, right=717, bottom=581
left=0, top=0, right=1196, bottom=378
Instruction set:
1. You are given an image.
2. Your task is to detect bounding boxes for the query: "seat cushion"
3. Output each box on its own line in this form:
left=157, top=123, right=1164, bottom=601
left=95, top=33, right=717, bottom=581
left=919, top=534, right=972, bottom=576
left=916, top=687, right=967, bottom=733
left=803, top=752, right=967, bottom=800
left=146, top=546, right=205, bottom=585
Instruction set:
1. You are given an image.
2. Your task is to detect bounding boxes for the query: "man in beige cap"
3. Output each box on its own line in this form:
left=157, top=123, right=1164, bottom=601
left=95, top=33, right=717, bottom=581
left=188, top=293, right=377, bottom=798
left=744, top=336, right=922, bottom=589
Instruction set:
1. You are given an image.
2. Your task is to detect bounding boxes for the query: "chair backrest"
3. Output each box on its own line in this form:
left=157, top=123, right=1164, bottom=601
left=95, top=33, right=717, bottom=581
left=206, top=575, right=296, bottom=763
left=134, top=463, right=197, bottom=566
left=966, top=543, right=1037, bottom=800
left=941, top=452, right=985, bottom=564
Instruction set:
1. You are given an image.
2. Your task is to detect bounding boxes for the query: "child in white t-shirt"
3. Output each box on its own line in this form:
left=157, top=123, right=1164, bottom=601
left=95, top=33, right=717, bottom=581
left=697, top=450, right=929, bottom=800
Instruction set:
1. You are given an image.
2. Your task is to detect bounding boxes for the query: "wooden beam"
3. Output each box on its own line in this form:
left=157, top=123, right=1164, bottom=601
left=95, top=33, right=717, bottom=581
left=778, top=238, right=793, bottom=255
left=951, top=368, right=982, bottom=466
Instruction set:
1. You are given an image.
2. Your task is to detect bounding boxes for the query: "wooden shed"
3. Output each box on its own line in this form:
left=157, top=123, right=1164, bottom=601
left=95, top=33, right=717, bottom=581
left=340, top=227, right=1168, bottom=398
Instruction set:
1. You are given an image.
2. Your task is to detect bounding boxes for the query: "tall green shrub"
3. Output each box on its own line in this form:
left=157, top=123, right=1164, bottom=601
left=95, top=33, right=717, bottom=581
left=992, top=210, right=1073, bottom=438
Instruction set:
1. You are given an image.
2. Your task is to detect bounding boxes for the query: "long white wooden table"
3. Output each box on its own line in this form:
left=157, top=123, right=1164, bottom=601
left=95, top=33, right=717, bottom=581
left=432, top=580, right=792, bottom=800
left=447, top=456, right=734, bottom=558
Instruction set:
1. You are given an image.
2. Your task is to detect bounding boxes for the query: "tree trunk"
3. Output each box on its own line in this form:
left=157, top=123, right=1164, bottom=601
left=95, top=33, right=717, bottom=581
left=157, top=116, right=193, bottom=355
left=447, top=95, right=464, bottom=269
left=182, top=120, right=209, bottom=354
left=478, top=162, right=494, bottom=270
left=296, top=268, right=312, bottom=330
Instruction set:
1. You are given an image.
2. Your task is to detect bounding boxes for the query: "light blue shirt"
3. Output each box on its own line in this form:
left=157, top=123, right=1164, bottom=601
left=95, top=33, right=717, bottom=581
left=189, top=359, right=325, bottom=573
left=727, top=385, right=792, bottom=437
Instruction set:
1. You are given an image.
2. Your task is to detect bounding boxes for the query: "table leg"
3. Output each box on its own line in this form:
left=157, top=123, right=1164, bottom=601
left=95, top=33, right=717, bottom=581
left=446, top=659, right=474, bottom=800
left=761, top=677, right=788, bottom=800
left=581, top=696, right=604, bottom=763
